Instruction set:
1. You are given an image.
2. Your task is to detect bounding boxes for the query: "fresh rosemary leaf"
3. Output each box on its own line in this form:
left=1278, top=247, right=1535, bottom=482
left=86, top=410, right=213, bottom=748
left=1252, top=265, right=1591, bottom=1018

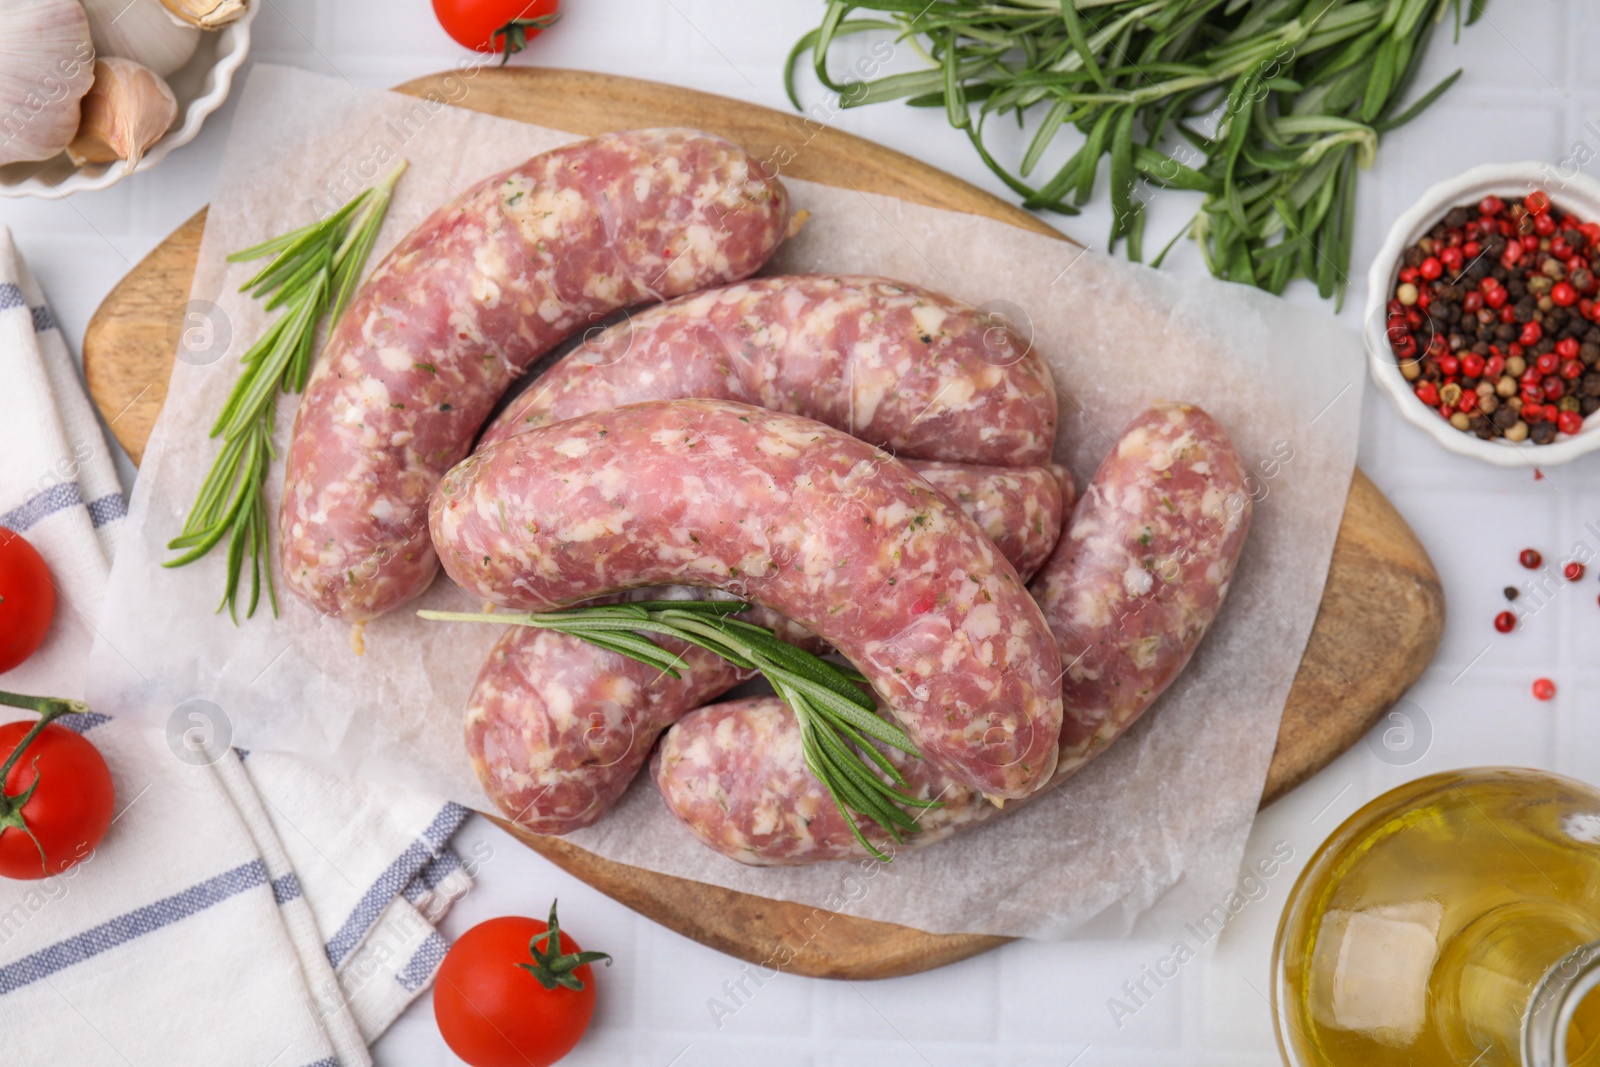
left=165, top=160, right=408, bottom=621
left=790, top=0, right=1483, bottom=306
left=419, top=599, right=946, bottom=859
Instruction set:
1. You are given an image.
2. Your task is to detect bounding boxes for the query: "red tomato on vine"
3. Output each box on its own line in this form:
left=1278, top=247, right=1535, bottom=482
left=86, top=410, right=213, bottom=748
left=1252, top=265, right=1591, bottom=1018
left=0, top=694, right=114, bottom=880
left=434, top=901, right=610, bottom=1067
left=0, top=529, right=55, bottom=674
left=433, top=0, right=562, bottom=64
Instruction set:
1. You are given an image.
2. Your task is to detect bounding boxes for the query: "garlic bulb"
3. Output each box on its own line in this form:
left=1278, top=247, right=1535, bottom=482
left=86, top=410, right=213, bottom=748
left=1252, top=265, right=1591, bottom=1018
left=81, top=0, right=200, bottom=79
left=159, top=0, right=248, bottom=30
left=0, top=0, right=96, bottom=167
left=67, top=57, right=177, bottom=171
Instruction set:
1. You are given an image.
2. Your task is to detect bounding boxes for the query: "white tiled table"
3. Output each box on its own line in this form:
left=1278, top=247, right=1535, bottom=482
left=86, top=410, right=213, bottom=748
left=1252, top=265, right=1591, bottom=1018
left=4, top=3, right=1597, bottom=1063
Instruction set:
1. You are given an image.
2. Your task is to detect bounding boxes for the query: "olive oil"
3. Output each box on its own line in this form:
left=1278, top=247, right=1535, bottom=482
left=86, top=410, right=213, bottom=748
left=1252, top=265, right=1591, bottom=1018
left=1273, top=769, right=1600, bottom=1066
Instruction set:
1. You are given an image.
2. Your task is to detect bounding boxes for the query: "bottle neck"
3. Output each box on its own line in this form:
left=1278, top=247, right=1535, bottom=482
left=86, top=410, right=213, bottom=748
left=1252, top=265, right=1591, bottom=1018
left=1523, top=939, right=1600, bottom=1067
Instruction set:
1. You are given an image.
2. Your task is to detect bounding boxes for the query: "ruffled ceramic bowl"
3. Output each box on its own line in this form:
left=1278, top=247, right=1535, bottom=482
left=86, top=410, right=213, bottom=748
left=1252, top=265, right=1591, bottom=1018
left=1364, top=161, right=1600, bottom=467
left=0, top=3, right=257, bottom=198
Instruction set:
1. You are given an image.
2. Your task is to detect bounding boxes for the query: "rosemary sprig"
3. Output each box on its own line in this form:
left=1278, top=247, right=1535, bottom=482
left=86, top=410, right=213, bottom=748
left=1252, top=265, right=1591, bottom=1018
left=420, top=599, right=943, bottom=861
left=165, top=160, right=408, bottom=621
left=790, top=0, right=1485, bottom=307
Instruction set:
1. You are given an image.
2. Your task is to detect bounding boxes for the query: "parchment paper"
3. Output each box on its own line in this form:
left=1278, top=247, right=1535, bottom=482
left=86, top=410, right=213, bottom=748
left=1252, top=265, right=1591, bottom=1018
left=89, top=65, right=1364, bottom=940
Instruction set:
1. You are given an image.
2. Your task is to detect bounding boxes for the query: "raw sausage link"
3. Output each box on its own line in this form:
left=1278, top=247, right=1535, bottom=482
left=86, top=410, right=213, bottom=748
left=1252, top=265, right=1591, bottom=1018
left=653, top=696, right=997, bottom=865
left=433, top=398, right=1064, bottom=801
left=478, top=274, right=1058, bottom=466
left=653, top=403, right=1252, bottom=865
left=468, top=460, right=1069, bottom=834
left=279, top=129, right=789, bottom=624
left=908, top=462, right=1071, bottom=582
left=1034, top=402, right=1251, bottom=770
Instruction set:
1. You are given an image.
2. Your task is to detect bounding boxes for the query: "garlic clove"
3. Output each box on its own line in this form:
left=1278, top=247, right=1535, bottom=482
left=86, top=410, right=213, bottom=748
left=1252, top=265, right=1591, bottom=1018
left=158, top=0, right=248, bottom=30
left=81, top=0, right=200, bottom=80
left=0, top=0, right=97, bottom=168
left=67, top=57, right=178, bottom=172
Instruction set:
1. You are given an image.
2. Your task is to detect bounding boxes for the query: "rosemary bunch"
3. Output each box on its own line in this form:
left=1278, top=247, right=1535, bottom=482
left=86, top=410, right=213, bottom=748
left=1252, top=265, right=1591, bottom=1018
left=165, top=160, right=407, bottom=620
left=790, top=0, right=1485, bottom=306
left=420, top=600, right=943, bottom=860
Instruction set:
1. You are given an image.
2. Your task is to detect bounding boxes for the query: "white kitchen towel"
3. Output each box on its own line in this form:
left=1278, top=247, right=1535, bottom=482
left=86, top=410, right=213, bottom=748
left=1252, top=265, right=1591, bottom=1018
left=0, top=227, right=470, bottom=1065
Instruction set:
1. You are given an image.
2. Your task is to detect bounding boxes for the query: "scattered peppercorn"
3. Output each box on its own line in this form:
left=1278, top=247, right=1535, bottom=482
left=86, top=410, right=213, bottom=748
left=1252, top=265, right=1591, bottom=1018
left=1388, top=190, right=1600, bottom=446
left=1520, top=548, right=1543, bottom=569
left=1533, top=677, right=1557, bottom=701
left=1565, top=561, right=1586, bottom=581
left=1494, top=610, right=1516, bottom=633
left=1504, top=585, right=1520, bottom=601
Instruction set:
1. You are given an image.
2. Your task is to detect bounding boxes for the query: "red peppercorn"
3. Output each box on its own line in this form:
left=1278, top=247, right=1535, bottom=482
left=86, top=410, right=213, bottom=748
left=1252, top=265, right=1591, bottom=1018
left=1563, top=359, right=1585, bottom=380
left=1463, top=290, right=1484, bottom=313
left=1438, top=354, right=1460, bottom=377
left=1521, top=321, right=1544, bottom=346
left=1420, top=256, right=1442, bottom=280
left=1565, top=561, right=1586, bottom=581
left=1552, top=281, right=1579, bottom=306
left=1415, top=381, right=1440, bottom=406
left=1524, top=399, right=1546, bottom=420
left=1406, top=309, right=1424, bottom=329
left=1440, top=246, right=1463, bottom=272
left=1486, top=286, right=1509, bottom=309
left=1557, top=337, right=1580, bottom=359
left=1559, top=410, right=1585, bottom=435
left=1536, top=352, right=1560, bottom=375
left=1533, top=678, right=1557, bottom=701
left=1465, top=240, right=1481, bottom=258
left=1485, top=355, right=1506, bottom=379
left=1416, top=289, right=1432, bottom=311
left=1504, top=244, right=1525, bottom=268
left=1552, top=237, right=1572, bottom=259
left=1534, top=212, right=1558, bottom=237
left=1583, top=299, right=1597, bottom=319
left=1481, top=195, right=1505, bottom=216
left=1481, top=275, right=1500, bottom=291
left=1583, top=220, right=1600, bottom=244
left=1543, top=376, right=1565, bottom=400
left=1568, top=255, right=1587, bottom=274
left=1495, top=610, right=1516, bottom=633
left=1461, top=352, right=1486, bottom=378
left=1527, top=190, right=1552, bottom=215
left=1399, top=266, right=1419, bottom=284
left=1521, top=548, right=1543, bottom=569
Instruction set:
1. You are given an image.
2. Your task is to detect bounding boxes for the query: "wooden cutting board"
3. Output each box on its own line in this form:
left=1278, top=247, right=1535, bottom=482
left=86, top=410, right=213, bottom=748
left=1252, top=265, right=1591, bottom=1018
left=83, top=67, right=1444, bottom=980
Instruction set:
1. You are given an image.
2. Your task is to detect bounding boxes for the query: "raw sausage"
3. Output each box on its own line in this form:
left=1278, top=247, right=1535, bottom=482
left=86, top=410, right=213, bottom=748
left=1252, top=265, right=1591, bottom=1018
left=653, top=696, right=996, bottom=865
left=433, top=399, right=1064, bottom=801
left=279, top=129, right=789, bottom=625
left=478, top=274, right=1058, bottom=467
left=468, top=460, right=1070, bottom=834
left=1034, top=402, right=1251, bottom=770
left=653, top=402, right=1253, bottom=864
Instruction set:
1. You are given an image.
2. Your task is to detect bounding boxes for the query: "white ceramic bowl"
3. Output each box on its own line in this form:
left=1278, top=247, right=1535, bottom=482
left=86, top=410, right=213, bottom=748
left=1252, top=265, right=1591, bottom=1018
left=0, top=4, right=257, bottom=199
left=1365, top=161, right=1600, bottom=467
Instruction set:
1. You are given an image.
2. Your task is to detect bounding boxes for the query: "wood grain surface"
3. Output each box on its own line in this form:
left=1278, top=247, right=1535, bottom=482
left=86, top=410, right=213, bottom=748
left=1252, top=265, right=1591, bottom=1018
left=82, top=67, right=1444, bottom=979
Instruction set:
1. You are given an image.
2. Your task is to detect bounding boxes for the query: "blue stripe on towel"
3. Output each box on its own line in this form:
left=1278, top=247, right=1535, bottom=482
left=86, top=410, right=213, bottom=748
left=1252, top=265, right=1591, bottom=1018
left=86, top=492, right=126, bottom=527
left=1, top=484, right=126, bottom=534
left=0, top=284, right=53, bottom=333
left=0, top=860, right=269, bottom=996
left=1, top=482, right=81, bottom=533
left=323, top=804, right=470, bottom=968
left=271, top=873, right=303, bottom=906
left=396, top=929, right=450, bottom=994
left=54, top=711, right=112, bottom=735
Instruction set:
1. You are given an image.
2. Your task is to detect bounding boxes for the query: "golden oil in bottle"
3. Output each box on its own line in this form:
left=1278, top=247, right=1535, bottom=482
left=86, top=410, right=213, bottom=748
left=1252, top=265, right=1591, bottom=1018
left=1273, top=768, right=1600, bottom=1066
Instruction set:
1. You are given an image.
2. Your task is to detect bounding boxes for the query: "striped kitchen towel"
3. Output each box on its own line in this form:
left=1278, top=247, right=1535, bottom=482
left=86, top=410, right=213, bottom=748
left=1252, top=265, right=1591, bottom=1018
left=0, top=228, right=471, bottom=1065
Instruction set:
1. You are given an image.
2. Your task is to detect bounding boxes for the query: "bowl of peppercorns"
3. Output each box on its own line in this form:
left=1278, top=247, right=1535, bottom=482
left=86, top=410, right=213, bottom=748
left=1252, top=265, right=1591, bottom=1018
left=1366, top=162, right=1600, bottom=465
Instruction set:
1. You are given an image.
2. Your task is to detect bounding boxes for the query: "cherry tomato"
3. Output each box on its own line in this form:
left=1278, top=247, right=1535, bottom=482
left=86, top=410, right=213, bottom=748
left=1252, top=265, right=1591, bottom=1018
left=0, top=714, right=114, bottom=880
left=0, top=530, right=55, bottom=673
left=434, top=902, right=610, bottom=1067
left=433, top=0, right=561, bottom=63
